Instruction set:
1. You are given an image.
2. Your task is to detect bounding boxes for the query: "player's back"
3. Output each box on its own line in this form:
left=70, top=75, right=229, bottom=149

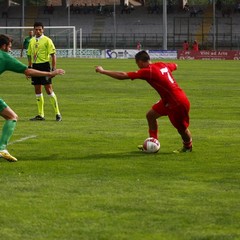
left=0, top=50, right=26, bottom=74
left=147, top=62, right=187, bottom=106
left=0, top=51, right=9, bottom=74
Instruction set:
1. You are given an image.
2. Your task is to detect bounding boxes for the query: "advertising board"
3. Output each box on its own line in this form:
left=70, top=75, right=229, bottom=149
left=178, top=50, right=240, bottom=60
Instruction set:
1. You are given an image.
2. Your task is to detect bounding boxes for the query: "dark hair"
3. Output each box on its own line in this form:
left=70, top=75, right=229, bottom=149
left=34, top=22, right=44, bottom=28
left=0, top=34, right=12, bottom=47
left=135, top=50, right=150, bottom=62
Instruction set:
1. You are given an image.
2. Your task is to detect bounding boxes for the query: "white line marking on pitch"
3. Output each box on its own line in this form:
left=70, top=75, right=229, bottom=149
left=9, top=135, right=37, bottom=145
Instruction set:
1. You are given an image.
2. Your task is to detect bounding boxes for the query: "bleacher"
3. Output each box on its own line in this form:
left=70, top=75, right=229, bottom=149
left=1, top=0, right=240, bottom=50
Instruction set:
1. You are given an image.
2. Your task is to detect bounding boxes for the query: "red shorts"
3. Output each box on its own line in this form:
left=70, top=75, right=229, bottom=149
left=152, top=99, right=190, bottom=132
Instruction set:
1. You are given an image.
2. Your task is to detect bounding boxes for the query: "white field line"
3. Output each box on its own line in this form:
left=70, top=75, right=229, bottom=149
left=9, top=135, right=37, bottom=145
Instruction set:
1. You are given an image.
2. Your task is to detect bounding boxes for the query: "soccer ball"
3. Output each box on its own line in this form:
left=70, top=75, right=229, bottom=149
left=143, top=137, right=160, bottom=153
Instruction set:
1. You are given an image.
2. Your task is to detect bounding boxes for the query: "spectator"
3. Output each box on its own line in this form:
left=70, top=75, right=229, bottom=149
left=137, top=42, right=142, bottom=51
left=183, top=2, right=190, bottom=12
left=183, top=40, right=189, bottom=51
left=192, top=40, right=199, bottom=51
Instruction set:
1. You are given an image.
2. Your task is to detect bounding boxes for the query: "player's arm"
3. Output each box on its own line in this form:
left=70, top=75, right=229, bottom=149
left=166, top=63, right=178, bottom=72
left=5, top=55, right=65, bottom=77
left=49, top=38, right=57, bottom=70
left=24, top=68, right=65, bottom=77
left=50, top=53, right=56, bottom=70
left=27, top=55, right=32, bottom=67
left=95, top=66, right=129, bottom=80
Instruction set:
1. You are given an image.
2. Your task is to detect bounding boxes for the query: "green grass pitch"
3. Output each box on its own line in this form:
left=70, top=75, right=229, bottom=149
left=0, top=58, right=239, bottom=240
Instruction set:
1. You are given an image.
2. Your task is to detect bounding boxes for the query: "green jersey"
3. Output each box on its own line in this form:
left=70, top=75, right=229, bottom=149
left=27, top=35, right=56, bottom=64
left=0, top=50, right=27, bottom=75
left=23, top=36, right=32, bottom=50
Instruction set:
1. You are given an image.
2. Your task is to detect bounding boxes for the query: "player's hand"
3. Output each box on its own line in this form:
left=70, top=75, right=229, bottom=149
left=95, top=66, right=104, bottom=73
left=51, top=69, right=65, bottom=76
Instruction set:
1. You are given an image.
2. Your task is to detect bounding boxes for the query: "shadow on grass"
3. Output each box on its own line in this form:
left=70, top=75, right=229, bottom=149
left=21, top=150, right=173, bottom=162
left=68, top=150, right=173, bottom=162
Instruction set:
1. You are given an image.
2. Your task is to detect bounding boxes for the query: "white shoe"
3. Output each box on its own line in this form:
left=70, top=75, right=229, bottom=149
left=0, top=150, right=17, bottom=162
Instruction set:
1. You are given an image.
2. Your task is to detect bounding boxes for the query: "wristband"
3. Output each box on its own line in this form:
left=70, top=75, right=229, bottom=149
left=51, top=68, right=56, bottom=71
left=28, top=66, right=32, bottom=68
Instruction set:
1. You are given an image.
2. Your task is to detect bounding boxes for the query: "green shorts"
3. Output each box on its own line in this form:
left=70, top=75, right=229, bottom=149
left=0, top=98, right=8, bottom=112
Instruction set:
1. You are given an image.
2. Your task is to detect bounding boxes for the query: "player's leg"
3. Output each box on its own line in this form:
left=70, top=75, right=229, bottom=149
left=44, top=84, right=62, bottom=121
left=30, top=84, right=45, bottom=120
left=138, top=101, right=165, bottom=151
left=0, top=106, right=18, bottom=151
left=0, top=101, right=18, bottom=162
left=168, top=102, right=192, bottom=153
left=30, top=63, right=48, bottom=120
left=146, top=109, right=161, bottom=140
left=147, top=100, right=167, bottom=139
left=177, top=128, right=192, bottom=151
left=177, top=106, right=192, bottom=152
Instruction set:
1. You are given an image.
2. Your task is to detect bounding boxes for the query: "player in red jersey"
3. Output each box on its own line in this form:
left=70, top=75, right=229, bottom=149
left=95, top=50, right=192, bottom=153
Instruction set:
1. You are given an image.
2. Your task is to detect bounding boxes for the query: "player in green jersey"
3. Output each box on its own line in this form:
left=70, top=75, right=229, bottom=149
left=0, top=34, right=65, bottom=162
left=20, top=30, right=34, bottom=58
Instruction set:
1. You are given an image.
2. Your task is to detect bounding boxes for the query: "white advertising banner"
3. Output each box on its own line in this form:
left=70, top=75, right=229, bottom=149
left=148, top=50, right=177, bottom=59
left=105, top=49, right=177, bottom=59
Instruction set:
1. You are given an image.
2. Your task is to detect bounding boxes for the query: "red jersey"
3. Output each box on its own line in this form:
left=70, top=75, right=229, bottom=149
left=192, top=42, right=199, bottom=51
left=127, top=62, right=188, bottom=108
left=183, top=42, right=189, bottom=50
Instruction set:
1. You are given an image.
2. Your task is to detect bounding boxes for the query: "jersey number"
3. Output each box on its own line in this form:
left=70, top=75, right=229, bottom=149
left=160, top=67, right=174, bottom=83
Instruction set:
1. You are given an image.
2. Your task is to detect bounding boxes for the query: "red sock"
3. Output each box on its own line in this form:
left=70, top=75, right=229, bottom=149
left=149, top=129, right=158, bottom=139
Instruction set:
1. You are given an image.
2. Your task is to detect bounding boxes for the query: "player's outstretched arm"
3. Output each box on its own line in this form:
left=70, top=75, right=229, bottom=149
left=95, top=66, right=129, bottom=80
left=24, top=68, right=65, bottom=78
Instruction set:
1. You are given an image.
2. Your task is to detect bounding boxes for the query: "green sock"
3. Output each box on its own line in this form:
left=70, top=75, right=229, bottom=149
left=36, top=94, right=44, bottom=117
left=0, top=120, right=17, bottom=150
left=49, top=92, right=60, bottom=115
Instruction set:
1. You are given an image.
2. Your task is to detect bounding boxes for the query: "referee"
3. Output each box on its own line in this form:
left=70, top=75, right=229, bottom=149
left=27, top=22, right=62, bottom=121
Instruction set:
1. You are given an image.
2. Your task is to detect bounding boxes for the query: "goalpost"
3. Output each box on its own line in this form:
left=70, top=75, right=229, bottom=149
left=0, top=26, right=77, bottom=57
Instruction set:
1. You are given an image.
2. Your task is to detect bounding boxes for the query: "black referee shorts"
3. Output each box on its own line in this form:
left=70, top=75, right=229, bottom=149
left=31, top=62, right=52, bottom=85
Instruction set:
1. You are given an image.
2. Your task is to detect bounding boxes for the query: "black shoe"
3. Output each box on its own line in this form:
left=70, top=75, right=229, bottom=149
left=30, top=115, right=45, bottom=121
left=173, top=146, right=192, bottom=153
left=56, top=114, right=62, bottom=122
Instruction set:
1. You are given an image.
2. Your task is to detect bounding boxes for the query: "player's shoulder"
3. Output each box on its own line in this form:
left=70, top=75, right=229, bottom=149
left=29, top=37, right=35, bottom=43
left=152, top=62, right=177, bottom=71
left=151, top=62, right=167, bottom=69
left=43, top=35, right=50, bottom=39
left=43, top=35, right=53, bottom=42
left=0, top=50, right=11, bottom=59
left=166, top=62, right=177, bottom=71
left=152, top=61, right=165, bottom=66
